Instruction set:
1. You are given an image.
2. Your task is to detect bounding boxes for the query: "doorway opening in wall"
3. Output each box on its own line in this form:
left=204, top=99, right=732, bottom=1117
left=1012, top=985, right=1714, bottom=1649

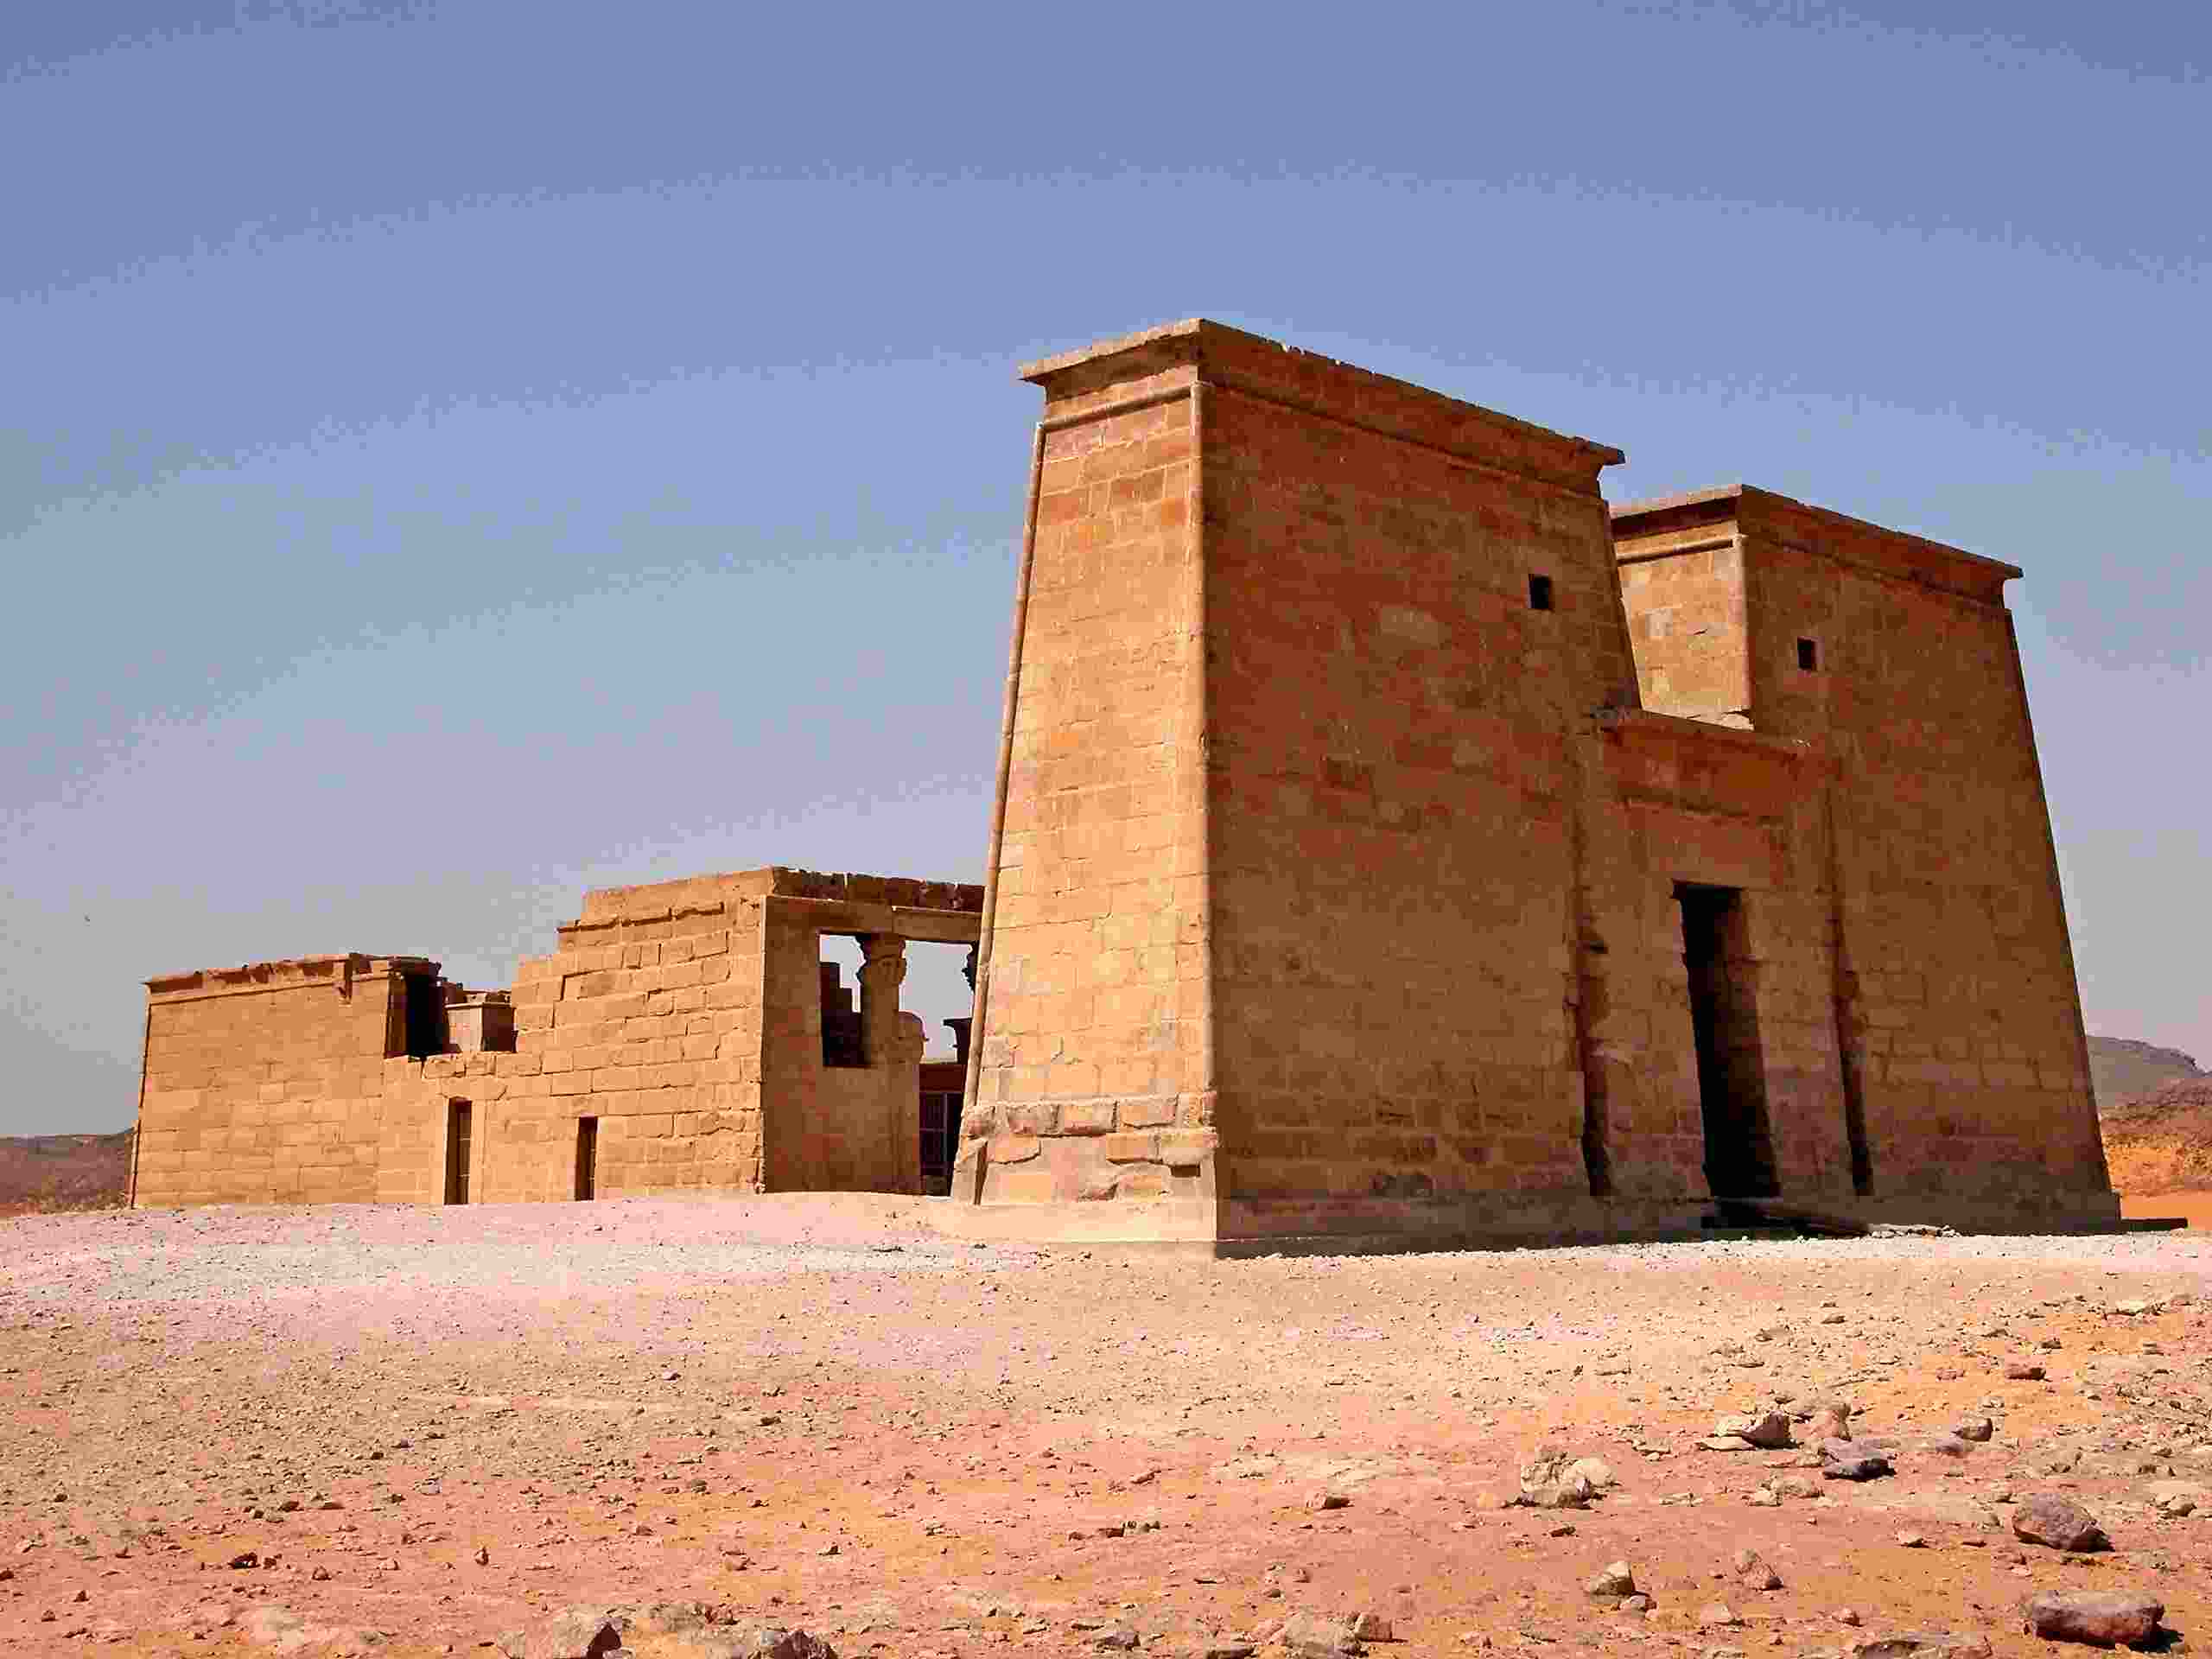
left=819, top=934, right=866, bottom=1068
left=575, top=1116, right=598, bottom=1201
left=444, top=1100, right=472, bottom=1205
left=402, top=971, right=443, bottom=1058
left=909, top=941, right=978, bottom=1196
left=1675, top=882, right=1781, bottom=1198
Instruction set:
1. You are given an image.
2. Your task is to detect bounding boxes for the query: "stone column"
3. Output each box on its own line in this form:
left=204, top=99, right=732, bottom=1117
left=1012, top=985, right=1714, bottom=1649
left=856, top=934, right=907, bottom=1065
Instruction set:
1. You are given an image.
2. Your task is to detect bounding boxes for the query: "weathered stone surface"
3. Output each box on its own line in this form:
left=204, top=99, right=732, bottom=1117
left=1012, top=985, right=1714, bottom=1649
left=1519, top=1446, right=1597, bottom=1509
left=1732, top=1548, right=1782, bottom=1591
left=1280, top=1611, right=1362, bottom=1657
left=1824, top=1447, right=1894, bottom=1481
left=497, top=1610, right=625, bottom=1659
left=2012, top=1494, right=2110, bottom=1553
left=128, top=322, right=2123, bottom=1249
left=1717, top=1412, right=1793, bottom=1449
left=1848, top=1634, right=1993, bottom=1659
left=1586, top=1561, right=1637, bottom=1599
left=692, top=1626, right=837, bottom=1659
left=2021, top=1592, right=2163, bottom=1648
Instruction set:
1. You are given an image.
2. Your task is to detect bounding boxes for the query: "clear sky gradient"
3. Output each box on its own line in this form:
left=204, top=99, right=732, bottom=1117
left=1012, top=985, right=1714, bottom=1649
left=3, top=1, right=2206, bottom=1135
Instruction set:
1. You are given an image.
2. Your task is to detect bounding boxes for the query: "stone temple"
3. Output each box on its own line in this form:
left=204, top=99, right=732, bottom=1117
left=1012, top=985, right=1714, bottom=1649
left=128, top=320, right=2121, bottom=1249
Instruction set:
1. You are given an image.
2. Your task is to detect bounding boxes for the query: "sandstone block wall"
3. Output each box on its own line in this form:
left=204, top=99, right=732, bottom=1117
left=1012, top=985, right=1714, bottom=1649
left=138, top=869, right=982, bottom=1209
left=1197, top=330, right=1635, bottom=1236
left=1611, top=487, right=2109, bottom=1209
left=135, top=956, right=429, bottom=1207
left=957, top=336, right=1216, bottom=1230
left=961, top=320, right=2117, bottom=1246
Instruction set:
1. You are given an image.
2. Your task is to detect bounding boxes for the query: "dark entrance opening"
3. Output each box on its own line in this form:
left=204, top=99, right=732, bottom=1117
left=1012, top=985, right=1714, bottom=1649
left=1677, top=882, right=1780, bottom=1198
left=918, top=1077, right=962, bottom=1196
left=575, top=1116, right=598, bottom=1201
left=402, top=972, right=444, bottom=1058
left=444, top=1100, right=472, bottom=1205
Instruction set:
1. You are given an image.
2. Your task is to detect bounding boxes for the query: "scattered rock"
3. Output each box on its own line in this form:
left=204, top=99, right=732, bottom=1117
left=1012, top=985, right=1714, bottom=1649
left=1585, top=1561, right=1637, bottom=1599
left=497, top=1609, right=626, bottom=1659
left=1519, top=1446, right=1597, bottom=1509
left=2021, top=1591, right=2164, bottom=1649
left=1348, top=1613, right=1392, bottom=1641
left=1716, top=1413, right=1793, bottom=1449
left=2006, top=1364, right=2048, bottom=1382
left=1699, top=1604, right=1742, bottom=1630
left=1093, top=1626, right=1141, bottom=1652
left=1731, top=1548, right=1781, bottom=1590
left=1281, top=1611, right=1363, bottom=1658
left=1567, top=1458, right=1618, bottom=1491
left=1311, top=1491, right=1351, bottom=1512
left=2012, top=1494, right=2111, bottom=1554
left=1824, top=1448, right=1893, bottom=1482
left=1955, top=1418, right=1995, bottom=1443
left=1847, top=1634, right=1993, bottom=1659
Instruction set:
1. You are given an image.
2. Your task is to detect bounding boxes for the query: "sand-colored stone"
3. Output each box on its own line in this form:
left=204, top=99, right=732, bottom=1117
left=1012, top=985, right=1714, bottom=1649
left=131, top=870, right=979, bottom=1207
left=957, top=320, right=2116, bottom=1249
left=130, top=321, right=2117, bottom=1243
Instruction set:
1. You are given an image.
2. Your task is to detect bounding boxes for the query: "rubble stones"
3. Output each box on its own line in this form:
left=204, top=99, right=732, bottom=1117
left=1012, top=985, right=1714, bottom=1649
left=1716, top=1413, right=1794, bottom=1449
left=1519, top=1446, right=1599, bottom=1509
left=702, top=1627, right=838, bottom=1659
left=1823, top=1445, right=1894, bottom=1482
left=1281, top=1611, right=1363, bottom=1657
left=497, top=1610, right=626, bottom=1659
left=1585, top=1561, right=1637, bottom=1599
left=1566, top=1457, right=1618, bottom=1491
left=1732, top=1548, right=1782, bottom=1591
left=2021, top=1592, right=2164, bottom=1649
left=1847, top=1635, right=1993, bottom=1659
left=2012, top=1495, right=2111, bottom=1553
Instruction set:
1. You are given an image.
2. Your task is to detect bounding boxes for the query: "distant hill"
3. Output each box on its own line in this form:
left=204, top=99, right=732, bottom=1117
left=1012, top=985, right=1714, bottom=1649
left=2088, top=1035, right=2206, bottom=1109
left=0, top=1130, right=132, bottom=1215
left=2101, top=1077, right=2212, bottom=1197
left=2087, top=1037, right=2209, bottom=1197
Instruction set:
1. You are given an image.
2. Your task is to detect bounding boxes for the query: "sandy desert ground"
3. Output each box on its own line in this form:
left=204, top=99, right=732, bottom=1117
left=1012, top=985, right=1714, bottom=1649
left=3, top=1197, right=2208, bottom=1659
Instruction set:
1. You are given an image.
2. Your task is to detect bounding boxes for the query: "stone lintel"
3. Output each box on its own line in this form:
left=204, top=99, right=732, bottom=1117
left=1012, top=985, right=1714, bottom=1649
left=766, top=893, right=983, bottom=945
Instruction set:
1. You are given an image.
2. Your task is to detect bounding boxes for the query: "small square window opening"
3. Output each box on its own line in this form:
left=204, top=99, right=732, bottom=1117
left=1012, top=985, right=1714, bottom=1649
left=1528, top=574, right=1554, bottom=612
left=1796, top=637, right=1819, bottom=671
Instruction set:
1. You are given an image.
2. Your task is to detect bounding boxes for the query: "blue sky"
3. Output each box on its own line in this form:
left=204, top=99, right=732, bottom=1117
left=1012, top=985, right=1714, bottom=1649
left=3, top=0, right=2205, bottom=1135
